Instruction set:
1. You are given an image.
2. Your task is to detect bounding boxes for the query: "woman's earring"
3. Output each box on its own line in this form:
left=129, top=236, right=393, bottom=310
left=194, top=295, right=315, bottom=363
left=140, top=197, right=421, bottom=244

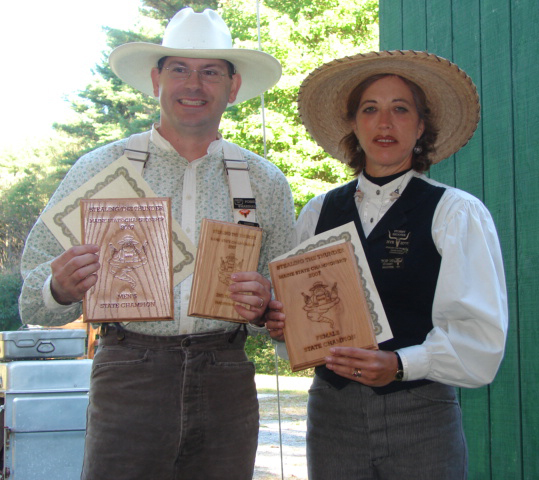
left=356, top=143, right=362, bottom=152
left=413, top=144, right=423, bottom=154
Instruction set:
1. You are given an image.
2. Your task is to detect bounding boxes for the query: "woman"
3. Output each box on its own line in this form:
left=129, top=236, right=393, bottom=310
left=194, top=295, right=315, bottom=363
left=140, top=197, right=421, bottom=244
left=267, top=51, right=508, bottom=479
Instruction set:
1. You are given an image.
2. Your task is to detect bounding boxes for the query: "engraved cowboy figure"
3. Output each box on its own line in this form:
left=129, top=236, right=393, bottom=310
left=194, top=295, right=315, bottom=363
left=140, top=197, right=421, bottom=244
left=302, top=281, right=340, bottom=328
left=218, top=254, right=244, bottom=286
left=108, top=234, right=148, bottom=289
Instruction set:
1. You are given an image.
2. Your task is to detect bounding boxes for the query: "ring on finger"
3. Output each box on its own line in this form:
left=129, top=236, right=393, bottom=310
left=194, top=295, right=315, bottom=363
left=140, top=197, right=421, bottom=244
left=352, top=368, right=362, bottom=378
left=258, top=297, right=264, bottom=309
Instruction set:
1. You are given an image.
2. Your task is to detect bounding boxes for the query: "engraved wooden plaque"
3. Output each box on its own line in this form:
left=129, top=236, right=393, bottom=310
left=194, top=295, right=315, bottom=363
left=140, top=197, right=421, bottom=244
left=188, top=219, right=263, bottom=323
left=80, top=197, right=173, bottom=323
left=269, top=242, right=378, bottom=372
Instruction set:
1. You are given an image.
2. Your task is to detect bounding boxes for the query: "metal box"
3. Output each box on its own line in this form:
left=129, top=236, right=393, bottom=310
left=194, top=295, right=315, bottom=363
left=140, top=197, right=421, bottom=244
left=0, top=329, right=86, bottom=360
left=0, top=359, right=92, bottom=480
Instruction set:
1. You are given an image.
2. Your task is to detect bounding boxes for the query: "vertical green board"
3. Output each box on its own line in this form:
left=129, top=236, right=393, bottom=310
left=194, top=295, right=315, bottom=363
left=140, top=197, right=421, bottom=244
left=480, top=0, right=521, bottom=478
left=450, top=1, right=489, bottom=476
left=378, top=0, right=403, bottom=50
left=452, top=2, right=497, bottom=477
left=402, top=0, right=426, bottom=50
left=379, top=0, right=402, bottom=49
left=512, top=1, right=539, bottom=478
left=378, top=0, right=539, bottom=479
left=452, top=0, right=483, bottom=199
left=425, top=0, right=456, bottom=187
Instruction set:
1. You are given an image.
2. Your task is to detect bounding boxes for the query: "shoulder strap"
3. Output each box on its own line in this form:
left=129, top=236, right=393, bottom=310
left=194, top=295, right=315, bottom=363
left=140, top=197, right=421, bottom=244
left=222, top=140, right=259, bottom=227
left=123, top=134, right=258, bottom=226
left=124, top=131, right=151, bottom=175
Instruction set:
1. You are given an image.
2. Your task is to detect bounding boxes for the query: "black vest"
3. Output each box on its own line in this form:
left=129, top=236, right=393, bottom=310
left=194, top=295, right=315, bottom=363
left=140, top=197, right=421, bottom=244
left=314, top=176, right=446, bottom=394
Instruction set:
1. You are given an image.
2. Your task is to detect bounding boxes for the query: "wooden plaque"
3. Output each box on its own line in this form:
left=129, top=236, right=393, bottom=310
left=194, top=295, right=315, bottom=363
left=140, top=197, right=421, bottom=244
left=80, top=197, right=173, bottom=323
left=269, top=242, right=378, bottom=372
left=188, top=219, right=263, bottom=323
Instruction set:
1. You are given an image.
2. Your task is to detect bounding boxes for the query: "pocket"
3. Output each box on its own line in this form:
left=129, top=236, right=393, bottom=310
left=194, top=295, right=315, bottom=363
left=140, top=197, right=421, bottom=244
left=308, top=374, right=331, bottom=394
left=206, top=350, right=257, bottom=404
left=92, top=345, right=149, bottom=372
left=210, top=348, right=254, bottom=370
left=407, top=382, right=459, bottom=405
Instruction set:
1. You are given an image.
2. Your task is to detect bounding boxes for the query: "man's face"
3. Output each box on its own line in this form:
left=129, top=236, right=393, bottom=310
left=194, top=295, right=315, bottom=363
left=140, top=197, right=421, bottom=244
left=151, top=57, right=242, bottom=136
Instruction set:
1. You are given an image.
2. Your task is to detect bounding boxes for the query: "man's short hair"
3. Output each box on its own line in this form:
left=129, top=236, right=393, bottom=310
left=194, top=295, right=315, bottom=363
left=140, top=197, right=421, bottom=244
left=157, top=56, right=236, bottom=76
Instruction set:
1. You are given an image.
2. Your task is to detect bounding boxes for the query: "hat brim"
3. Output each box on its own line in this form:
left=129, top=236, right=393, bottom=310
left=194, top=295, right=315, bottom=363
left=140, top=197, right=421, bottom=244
left=298, top=50, right=480, bottom=164
left=109, top=43, right=282, bottom=105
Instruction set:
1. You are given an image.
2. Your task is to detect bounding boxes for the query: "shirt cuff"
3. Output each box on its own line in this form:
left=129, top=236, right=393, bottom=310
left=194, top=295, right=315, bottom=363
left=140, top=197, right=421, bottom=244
left=396, top=345, right=430, bottom=382
left=274, top=341, right=289, bottom=361
left=42, top=275, right=81, bottom=313
left=247, top=322, right=267, bottom=333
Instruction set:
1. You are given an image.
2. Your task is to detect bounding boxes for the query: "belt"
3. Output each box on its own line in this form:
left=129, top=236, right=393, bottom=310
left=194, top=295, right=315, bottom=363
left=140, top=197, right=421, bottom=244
left=98, top=323, right=248, bottom=349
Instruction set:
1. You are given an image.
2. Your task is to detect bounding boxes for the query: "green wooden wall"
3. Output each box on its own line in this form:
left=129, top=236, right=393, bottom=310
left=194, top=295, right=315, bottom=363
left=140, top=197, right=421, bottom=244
left=379, top=1, right=539, bottom=478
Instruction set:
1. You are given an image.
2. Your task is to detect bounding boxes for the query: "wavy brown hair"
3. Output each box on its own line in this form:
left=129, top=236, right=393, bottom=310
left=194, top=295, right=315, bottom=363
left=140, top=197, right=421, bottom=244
left=340, top=74, right=438, bottom=176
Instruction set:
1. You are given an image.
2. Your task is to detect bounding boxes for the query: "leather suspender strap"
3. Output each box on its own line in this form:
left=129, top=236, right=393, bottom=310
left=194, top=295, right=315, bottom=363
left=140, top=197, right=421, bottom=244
left=124, top=131, right=151, bottom=175
left=222, top=141, right=259, bottom=227
left=123, top=133, right=258, bottom=227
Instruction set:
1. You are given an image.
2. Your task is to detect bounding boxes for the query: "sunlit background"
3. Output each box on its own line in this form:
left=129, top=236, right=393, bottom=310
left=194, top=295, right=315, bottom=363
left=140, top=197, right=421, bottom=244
left=1, top=0, right=141, bottom=149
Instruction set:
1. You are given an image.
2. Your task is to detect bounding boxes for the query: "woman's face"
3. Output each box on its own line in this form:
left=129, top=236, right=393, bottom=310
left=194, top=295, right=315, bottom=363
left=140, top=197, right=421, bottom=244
left=351, top=75, right=425, bottom=177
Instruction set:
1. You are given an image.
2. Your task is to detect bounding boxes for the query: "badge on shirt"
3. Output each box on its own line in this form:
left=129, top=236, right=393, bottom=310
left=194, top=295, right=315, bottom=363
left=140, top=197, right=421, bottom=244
left=381, top=229, right=411, bottom=269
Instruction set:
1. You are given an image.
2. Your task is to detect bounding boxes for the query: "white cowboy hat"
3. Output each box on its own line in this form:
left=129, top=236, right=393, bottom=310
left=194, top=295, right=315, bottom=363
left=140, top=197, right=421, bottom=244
left=109, top=8, right=282, bottom=105
left=298, top=50, right=480, bottom=164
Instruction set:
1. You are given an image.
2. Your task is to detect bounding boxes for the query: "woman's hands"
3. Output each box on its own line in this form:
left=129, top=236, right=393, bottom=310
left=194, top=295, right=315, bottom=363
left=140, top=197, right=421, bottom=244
left=263, top=300, right=399, bottom=386
left=325, top=348, right=399, bottom=387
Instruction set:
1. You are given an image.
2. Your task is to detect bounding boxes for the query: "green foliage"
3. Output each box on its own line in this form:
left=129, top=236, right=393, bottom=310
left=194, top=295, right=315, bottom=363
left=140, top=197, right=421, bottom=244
left=0, top=138, right=72, bottom=270
left=245, top=334, right=313, bottom=377
left=52, top=0, right=378, bottom=210
left=219, top=0, right=378, bottom=210
left=0, top=272, right=23, bottom=331
left=142, top=0, right=219, bottom=20
left=0, top=0, right=379, bottom=336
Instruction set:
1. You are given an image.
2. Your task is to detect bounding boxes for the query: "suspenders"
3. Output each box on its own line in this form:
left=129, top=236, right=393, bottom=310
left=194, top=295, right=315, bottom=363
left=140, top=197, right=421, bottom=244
left=124, top=131, right=258, bottom=226
left=124, top=131, right=151, bottom=175
left=222, top=158, right=258, bottom=227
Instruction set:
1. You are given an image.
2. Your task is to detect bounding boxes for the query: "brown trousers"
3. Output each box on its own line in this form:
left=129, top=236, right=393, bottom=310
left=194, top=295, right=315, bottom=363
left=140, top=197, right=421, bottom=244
left=81, top=326, right=259, bottom=480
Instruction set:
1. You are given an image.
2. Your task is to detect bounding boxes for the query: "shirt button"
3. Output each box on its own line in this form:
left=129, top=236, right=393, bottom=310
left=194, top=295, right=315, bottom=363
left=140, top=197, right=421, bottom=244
left=185, top=227, right=191, bottom=233
left=370, top=218, right=374, bottom=223
left=186, top=194, right=192, bottom=200
left=376, top=190, right=381, bottom=195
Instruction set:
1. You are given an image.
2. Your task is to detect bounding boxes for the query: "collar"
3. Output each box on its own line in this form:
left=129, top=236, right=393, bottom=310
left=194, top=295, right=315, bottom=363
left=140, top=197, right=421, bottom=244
left=356, top=170, right=418, bottom=200
left=363, top=168, right=412, bottom=186
left=150, top=124, right=224, bottom=158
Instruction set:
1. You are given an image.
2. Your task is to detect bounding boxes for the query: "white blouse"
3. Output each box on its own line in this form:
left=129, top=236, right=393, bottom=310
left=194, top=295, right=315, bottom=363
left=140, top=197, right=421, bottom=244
left=296, top=170, right=508, bottom=388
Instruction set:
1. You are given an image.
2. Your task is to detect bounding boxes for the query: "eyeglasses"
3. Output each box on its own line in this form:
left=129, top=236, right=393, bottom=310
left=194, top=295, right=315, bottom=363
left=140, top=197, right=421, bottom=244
left=163, top=64, right=231, bottom=84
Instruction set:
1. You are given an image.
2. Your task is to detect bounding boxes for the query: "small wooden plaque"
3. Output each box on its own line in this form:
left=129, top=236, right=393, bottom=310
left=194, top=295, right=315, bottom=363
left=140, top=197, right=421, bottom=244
left=188, top=219, right=263, bottom=323
left=269, top=242, right=378, bottom=372
left=80, top=197, right=173, bottom=323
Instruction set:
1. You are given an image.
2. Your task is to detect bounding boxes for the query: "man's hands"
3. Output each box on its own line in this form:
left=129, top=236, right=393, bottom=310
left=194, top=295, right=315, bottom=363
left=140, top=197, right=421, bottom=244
left=228, top=272, right=271, bottom=326
left=50, top=245, right=100, bottom=305
left=264, top=299, right=285, bottom=341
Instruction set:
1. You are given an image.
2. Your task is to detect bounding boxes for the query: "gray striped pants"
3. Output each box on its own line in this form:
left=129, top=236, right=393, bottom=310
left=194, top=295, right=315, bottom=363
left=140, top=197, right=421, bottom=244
left=307, top=375, right=467, bottom=480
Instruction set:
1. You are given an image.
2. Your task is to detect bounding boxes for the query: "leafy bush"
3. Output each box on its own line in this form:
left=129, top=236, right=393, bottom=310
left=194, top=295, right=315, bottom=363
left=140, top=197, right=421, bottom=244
left=0, top=272, right=23, bottom=331
left=245, top=334, right=314, bottom=377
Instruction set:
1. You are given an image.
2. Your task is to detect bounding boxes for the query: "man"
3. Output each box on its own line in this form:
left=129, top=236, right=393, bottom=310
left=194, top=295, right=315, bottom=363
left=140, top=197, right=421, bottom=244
left=19, top=8, right=295, bottom=480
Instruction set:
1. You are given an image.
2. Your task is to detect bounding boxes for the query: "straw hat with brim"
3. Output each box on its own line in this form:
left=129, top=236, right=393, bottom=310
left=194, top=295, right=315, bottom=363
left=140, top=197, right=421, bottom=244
left=109, top=8, right=282, bottom=106
left=298, top=50, right=480, bottom=164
